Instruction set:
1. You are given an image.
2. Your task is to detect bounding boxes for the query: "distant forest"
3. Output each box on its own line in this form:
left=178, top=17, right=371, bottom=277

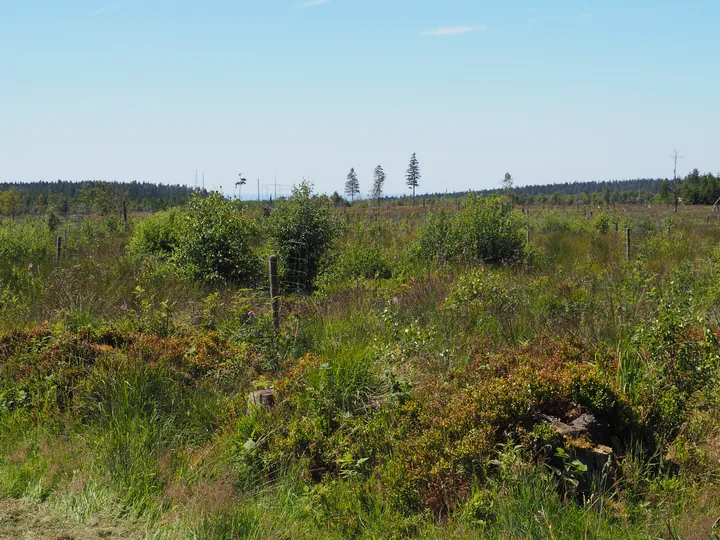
left=0, top=180, right=199, bottom=217
left=394, top=169, right=720, bottom=207
left=1, top=170, right=720, bottom=218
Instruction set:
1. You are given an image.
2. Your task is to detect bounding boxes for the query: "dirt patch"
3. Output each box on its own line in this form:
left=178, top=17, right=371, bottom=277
left=0, top=498, right=138, bottom=540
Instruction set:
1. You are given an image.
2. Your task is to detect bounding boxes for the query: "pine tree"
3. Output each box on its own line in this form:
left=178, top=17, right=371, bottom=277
left=371, top=165, right=385, bottom=205
left=406, top=153, right=420, bottom=206
left=502, top=172, right=514, bottom=193
left=658, top=180, right=671, bottom=204
left=345, top=168, right=360, bottom=202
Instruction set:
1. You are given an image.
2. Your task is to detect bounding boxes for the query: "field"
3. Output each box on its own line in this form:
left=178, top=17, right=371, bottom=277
left=2, top=188, right=720, bottom=539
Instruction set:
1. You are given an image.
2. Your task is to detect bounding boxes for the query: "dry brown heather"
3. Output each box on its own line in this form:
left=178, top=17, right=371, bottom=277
left=1, top=195, right=720, bottom=538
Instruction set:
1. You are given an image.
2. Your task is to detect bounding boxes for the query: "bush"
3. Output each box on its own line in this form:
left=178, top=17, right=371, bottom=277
left=320, top=224, right=393, bottom=284
left=536, top=211, right=572, bottom=233
left=0, top=220, right=54, bottom=264
left=172, top=192, right=260, bottom=283
left=592, top=213, right=611, bottom=234
left=127, top=208, right=181, bottom=258
left=416, top=195, right=526, bottom=266
left=415, top=210, right=458, bottom=265
left=269, top=182, right=340, bottom=291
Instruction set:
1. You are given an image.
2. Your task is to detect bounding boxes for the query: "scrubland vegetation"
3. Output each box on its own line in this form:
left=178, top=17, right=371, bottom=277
left=2, top=184, right=720, bottom=538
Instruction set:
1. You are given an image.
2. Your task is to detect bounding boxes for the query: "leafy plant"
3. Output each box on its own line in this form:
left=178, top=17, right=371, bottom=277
left=268, top=182, right=340, bottom=291
left=127, top=208, right=181, bottom=258
left=172, top=192, right=259, bottom=283
left=415, top=195, right=526, bottom=266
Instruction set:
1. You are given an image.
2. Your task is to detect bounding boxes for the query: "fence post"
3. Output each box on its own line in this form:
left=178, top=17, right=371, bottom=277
left=64, top=228, right=67, bottom=245
left=625, top=228, right=631, bottom=262
left=56, top=236, right=62, bottom=264
left=269, top=255, right=280, bottom=329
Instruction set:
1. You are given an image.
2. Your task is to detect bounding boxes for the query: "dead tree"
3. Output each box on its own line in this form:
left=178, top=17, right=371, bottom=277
left=670, top=148, right=684, bottom=213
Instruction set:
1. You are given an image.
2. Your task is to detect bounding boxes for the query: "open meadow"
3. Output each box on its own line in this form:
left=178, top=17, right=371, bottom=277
left=2, top=189, right=720, bottom=538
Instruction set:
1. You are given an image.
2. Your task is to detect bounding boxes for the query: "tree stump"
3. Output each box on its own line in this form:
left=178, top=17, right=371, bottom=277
left=247, top=389, right=275, bottom=413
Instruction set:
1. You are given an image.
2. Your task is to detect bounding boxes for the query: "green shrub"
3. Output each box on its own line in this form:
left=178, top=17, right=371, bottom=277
left=415, top=195, right=526, bottom=266
left=593, top=213, right=611, bottom=234
left=127, top=208, right=181, bottom=258
left=0, top=220, right=54, bottom=263
left=630, top=308, right=720, bottom=437
left=321, top=224, right=393, bottom=284
left=172, top=192, right=259, bottom=283
left=269, top=182, right=340, bottom=291
left=536, top=211, right=572, bottom=233
left=415, top=210, right=458, bottom=264
left=45, top=207, right=60, bottom=233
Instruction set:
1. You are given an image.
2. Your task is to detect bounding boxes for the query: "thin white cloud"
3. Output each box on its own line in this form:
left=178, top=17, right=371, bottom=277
left=298, top=0, right=331, bottom=8
left=424, top=25, right=489, bottom=37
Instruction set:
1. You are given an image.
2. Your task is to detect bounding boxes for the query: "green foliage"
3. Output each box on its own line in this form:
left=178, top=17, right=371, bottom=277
left=371, top=165, right=386, bottom=201
left=320, top=224, right=393, bottom=285
left=344, top=168, right=360, bottom=202
left=45, top=207, right=61, bottom=232
left=172, top=192, right=259, bottom=283
left=269, top=182, right=340, bottom=291
left=0, top=189, right=22, bottom=218
left=127, top=208, right=181, bottom=258
left=405, top=153, right=421, bottom=194
left=415, top=209, right=457, bottom=265
left=536, top=211, right=573, bottom=232
left=416, top=195, right=526, bottom=265
left=630, top=308, right=720, bottom=437
left=0, top=219, right=54, bottom=263
left=593, top=212, right=611, bottom=234
left=2, top=203, right=720, bottom=537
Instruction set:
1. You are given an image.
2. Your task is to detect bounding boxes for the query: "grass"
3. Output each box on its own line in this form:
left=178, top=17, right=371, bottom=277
left=1, top=199, right=720, bottom=537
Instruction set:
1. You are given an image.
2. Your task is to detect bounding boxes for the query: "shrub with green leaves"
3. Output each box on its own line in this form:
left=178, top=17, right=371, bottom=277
left=592, top=212, right=611, bottom=234
left=269, top=182, right=340, bottom=291
left=320, top=224, right=393, bottom=285
left=127, top=208, right=181, bottom=258
left=416, top=195, right=526, bottom=265
left=415, top=209, right=458, bottom=265
left=172, top=192, right=260, bottom=283
left=0, top=219, right=54, bottom=264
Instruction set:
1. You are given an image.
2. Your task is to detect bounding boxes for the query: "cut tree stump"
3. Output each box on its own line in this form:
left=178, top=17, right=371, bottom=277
left=247, top=390, right=275, bottom=413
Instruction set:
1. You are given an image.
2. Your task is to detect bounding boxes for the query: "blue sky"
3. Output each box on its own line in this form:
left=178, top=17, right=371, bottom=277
left=1, top=0, right=718, bottom=197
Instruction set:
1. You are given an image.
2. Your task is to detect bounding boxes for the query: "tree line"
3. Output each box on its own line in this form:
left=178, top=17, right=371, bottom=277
left=0, top=180, right=199, bottom=217
left=382, top=169, right=720, bottom=207
left=2, top=166, right=719, bottom=219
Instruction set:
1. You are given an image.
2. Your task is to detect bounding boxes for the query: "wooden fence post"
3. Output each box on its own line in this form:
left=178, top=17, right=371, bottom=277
left=625, top=228, right=631, bottom=262
left=269, top=255, right=280, bottom=329
left=56, top=236, right=62, bottom=264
